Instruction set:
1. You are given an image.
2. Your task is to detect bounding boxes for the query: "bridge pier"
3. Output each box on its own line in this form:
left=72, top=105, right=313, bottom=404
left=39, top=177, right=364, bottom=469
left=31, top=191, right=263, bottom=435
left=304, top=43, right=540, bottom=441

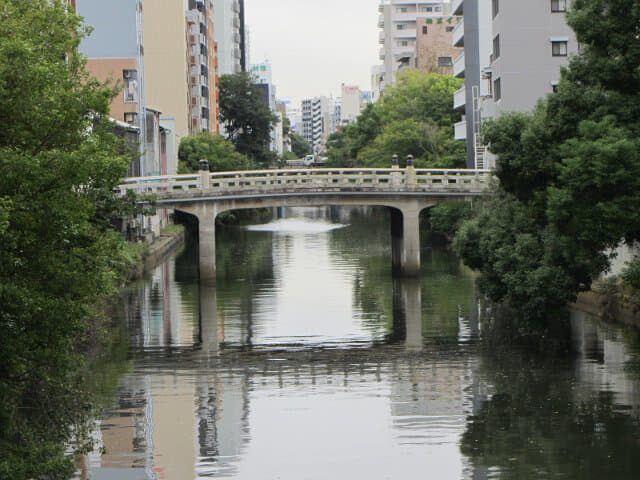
left=390, top=206, right=421, bottom=277
left=194, top=204, right=217, bottom=281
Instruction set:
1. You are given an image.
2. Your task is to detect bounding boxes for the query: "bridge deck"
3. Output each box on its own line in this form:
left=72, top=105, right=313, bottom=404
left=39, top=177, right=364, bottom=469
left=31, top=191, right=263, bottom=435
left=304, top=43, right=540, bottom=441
left=119, top=168, right=491, bottom=202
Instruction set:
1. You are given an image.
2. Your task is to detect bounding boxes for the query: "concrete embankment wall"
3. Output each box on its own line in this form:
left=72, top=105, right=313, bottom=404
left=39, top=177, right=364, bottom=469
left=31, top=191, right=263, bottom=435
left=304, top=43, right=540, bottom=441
left=573, top=289, right=640, bottom=328
left=128, top=227, right=186, bottom=280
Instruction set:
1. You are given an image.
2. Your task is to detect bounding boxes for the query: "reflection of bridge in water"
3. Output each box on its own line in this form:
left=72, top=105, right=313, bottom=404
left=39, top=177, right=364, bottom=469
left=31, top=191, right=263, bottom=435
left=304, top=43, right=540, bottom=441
left=119, top=167, right=490, bottom=279
left=79, top=270, right=492, bottom=479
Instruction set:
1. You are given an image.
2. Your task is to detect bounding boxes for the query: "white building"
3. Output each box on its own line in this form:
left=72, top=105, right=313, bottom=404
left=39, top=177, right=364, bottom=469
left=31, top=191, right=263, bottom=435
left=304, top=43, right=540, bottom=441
left=214, top=0, right=246, bottom=74
left=340, top=84, right=364, bottom=125
left=378, top=1, right=450, bottom=92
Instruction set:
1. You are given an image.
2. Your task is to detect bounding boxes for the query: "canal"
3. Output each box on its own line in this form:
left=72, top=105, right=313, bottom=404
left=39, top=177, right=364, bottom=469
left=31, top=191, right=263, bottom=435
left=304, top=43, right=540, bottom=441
left=77, top=207, right=640, bottom=479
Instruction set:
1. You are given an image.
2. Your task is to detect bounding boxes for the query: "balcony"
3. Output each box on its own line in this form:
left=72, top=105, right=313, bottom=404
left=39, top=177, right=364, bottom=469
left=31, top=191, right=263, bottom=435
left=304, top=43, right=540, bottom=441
left=454, top=120, right=467, bottom=140
left=453, top=53, right=465, bottom=78
left=379, top=31, right=385, bottom=44
left=453, top=86, right=466, bottom=111
left=378, top=14, right=384, bottom=28
left=451, top=0, right=464, bottom=16
left=452, top=19, right=464, bottom=47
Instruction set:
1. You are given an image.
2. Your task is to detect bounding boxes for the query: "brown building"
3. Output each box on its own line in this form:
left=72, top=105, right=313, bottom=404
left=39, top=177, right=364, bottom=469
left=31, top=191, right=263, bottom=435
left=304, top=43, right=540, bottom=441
left=414, top=16, right=462, bottom=75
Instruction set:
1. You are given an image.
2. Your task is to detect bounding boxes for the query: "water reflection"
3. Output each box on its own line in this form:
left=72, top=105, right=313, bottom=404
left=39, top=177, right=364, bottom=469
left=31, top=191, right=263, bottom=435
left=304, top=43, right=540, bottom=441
left=77, top=208, right=640, bottom=480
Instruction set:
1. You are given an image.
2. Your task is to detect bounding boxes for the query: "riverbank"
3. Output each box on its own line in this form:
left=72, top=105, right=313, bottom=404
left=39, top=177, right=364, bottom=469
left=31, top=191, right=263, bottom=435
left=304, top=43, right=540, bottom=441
left=573, top=282, right=640, bottom=328
left=128, top=224, right=186, bottom=280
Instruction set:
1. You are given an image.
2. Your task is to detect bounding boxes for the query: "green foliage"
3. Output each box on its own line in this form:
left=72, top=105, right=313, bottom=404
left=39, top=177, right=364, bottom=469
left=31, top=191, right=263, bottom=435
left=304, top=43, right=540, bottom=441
left=326, top=71, right=464, bottom=168
left=622, top=257, right=640, bottom=291
left=455, top=0, right=640, bottom=331
left=428, top=201, right=473, bottom=238
left=178, top=131, right=249, bottom=173
left=0, top=1, right=134, bottom=476
left=290, top=131, right=311, bottom=157
left=219, top=72, right=279, bottom=166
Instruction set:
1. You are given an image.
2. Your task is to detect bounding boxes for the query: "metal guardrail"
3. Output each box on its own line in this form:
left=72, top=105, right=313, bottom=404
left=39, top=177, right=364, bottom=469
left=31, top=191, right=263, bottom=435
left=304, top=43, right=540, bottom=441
left=118, top=168, right=491, bottom=199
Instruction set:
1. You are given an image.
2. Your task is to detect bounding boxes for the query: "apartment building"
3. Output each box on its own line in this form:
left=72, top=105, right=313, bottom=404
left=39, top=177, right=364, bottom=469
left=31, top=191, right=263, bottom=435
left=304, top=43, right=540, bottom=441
left=489, top=0, right=577, bottom=116
left=414, top=16, right=462, bottom=75
left=214, top=0, right=246, bottom=75
left=378, top=1, right=449, bottom=92
left=452, top=0, right=577, bottom=168
left=144, top=0, right=219, bottom=137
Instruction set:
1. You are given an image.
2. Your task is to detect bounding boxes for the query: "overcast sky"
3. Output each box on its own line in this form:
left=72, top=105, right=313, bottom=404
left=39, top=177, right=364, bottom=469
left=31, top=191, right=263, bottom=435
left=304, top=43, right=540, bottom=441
left=245, top=0, right=380, bottom=107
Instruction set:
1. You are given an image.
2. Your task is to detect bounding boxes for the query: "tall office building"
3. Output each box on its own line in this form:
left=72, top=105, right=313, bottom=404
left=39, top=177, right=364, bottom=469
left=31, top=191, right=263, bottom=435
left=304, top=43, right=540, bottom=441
left=214, top=0, right=247, bottom=75
left=378, top=1, right=449, bottom=92
left=451, top=0, right=577, bottom=168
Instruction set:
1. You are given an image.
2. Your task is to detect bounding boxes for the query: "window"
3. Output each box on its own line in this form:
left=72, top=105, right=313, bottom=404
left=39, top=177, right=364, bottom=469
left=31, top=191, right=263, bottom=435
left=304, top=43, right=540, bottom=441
left=438, top=56, right=453, bottom=67
left=399, top=40, right=409, bottom=47
left=434, top=5, right=442, bottom=12
left=446, top=26, right=454, bottom=32
left=422, top=25, right=428, bottom=34
left=396, top=7, right=408, bottom=13
left=396, top=23, right=407, bottom=30
left=552, top=40, right=568, bottom=56
left=493, top=34, right=500, bottom=59
left=492, top=0, right=499, bottom=18
left=123, top=70, right=138, bottom=103
left=551, top=0, right=567, bottom=12
left=420, top=6, right=433, bottom=12
left=493, top=78, right=501, bottom=101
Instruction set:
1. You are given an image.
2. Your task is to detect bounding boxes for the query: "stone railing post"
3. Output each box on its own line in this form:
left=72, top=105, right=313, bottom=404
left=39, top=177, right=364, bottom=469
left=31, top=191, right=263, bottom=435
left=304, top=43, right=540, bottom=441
left=391, top=154, right=401, bottom=187
left=406, top=155, right=417, bottom=188
left=199, top=159, right=210, bottom=190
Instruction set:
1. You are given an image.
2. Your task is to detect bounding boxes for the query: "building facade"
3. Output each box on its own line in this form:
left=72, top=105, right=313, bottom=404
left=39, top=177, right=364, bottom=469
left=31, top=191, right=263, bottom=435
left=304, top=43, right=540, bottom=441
left=251, top=62, right=283, bottom=156
left=301, top=97, right=338, bottom=156
left=214, top=0, right=246, bottom=75
left=378, top=1, right=449, bottom=92
left=414, top=16, right=462, bottom=75
left=452, top=0, right=577, bottom=169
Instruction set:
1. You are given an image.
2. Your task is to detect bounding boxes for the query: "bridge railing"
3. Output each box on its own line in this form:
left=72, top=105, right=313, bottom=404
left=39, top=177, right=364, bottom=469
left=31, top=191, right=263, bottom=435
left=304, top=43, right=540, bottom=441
left=118, top=168, right=492, bottom=197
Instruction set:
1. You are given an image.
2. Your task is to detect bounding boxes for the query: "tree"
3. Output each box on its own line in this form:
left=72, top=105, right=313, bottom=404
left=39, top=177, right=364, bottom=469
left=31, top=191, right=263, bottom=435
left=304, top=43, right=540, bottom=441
left=290, top=131, right=311, bottom=157
left=325, top=72, right=464, bottom=168
left=178, top=132, right=249, bottom=173
left=219, top=72, right=279, bottom=166
left=454, top=0, right=640, bottom=335
left=0, top=1, right=134, bottom=477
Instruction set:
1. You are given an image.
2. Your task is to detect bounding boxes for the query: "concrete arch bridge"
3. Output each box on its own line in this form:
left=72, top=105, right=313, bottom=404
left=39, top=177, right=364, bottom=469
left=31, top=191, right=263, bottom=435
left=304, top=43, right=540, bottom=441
left=118, top=167, right=491, bottom=280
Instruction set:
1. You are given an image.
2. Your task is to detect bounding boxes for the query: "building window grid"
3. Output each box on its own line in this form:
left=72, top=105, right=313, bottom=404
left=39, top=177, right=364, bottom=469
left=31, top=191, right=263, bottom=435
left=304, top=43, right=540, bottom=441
left=493, top=34, right=500, bottom=59
left=551, top=0, right=567, bottom=12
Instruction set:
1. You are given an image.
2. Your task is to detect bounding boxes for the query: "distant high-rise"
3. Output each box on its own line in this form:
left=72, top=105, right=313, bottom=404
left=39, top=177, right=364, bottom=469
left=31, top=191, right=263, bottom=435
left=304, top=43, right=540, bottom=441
left=214, top=0, right=247, bottom=75
left=301, top=97, right=338, bottom=156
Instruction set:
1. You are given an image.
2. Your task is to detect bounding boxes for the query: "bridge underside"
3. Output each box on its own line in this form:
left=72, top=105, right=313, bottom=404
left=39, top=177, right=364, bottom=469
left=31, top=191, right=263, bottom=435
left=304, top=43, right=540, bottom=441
left=165, top=192, right=478, bottom=281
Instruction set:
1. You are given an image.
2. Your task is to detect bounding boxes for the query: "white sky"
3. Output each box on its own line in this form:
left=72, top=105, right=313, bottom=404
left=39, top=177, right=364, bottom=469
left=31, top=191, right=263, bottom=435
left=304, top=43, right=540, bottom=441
left=245, top=0, right=381, bottom=107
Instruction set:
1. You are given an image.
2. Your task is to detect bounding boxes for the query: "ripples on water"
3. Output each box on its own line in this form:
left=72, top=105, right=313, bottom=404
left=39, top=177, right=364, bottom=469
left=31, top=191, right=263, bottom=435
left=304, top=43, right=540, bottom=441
left=76, top=207, right=640, bottom=480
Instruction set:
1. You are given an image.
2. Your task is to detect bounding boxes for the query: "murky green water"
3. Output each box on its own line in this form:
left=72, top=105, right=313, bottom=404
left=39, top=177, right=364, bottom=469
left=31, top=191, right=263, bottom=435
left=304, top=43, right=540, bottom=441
left=77, top=207, right=640, bottom=479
